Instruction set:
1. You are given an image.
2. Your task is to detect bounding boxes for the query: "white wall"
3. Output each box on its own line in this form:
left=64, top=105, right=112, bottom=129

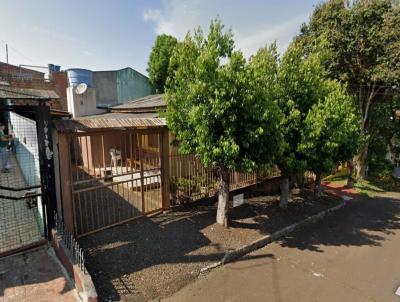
left=67, top=86, right=106, bottom=118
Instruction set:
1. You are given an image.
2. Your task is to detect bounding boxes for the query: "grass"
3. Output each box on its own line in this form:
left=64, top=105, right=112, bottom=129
left=324, top=172, right=399, bottom=197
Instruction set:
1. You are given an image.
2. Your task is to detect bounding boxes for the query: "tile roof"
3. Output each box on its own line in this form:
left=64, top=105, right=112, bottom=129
left=54, top=112, right=166, bottom=132
left=0, top=86, right=60, bottom=99
left=110, top=94, right=165, bottom=111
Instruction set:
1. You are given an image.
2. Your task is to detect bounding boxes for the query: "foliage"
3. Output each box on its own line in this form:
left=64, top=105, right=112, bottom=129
left=170, top=177, right=201, bottom=194
left=165, top=19, right=283, bottom=173
left=368, top=95, right=400, bottom=166
left=297, top=0, right=400, bottom=177
left=147, top=34, right=178, bottom=93
left=299, top=82, right=360, bottom=176
left=275, top=42, right=350, bottom=176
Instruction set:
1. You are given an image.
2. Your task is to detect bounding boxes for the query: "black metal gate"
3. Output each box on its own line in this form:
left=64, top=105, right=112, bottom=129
left=0, top=96, right=57, bottom=257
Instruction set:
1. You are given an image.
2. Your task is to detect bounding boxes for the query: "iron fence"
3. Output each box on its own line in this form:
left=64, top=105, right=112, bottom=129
left=54, top=212, right=86, bottom=273
left=169, top=152, right=281, bottom=204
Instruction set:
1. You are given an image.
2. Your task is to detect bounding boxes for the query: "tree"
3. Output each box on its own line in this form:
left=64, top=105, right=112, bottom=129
left=147, top=34, right=178, bottom=93
left=276, top=43, right=334, bottom=208
left=299, top=83, right=360, bottom=196
left=165, top=19, right=283, bottom=226
left=297, top=0, right=400, bottom=179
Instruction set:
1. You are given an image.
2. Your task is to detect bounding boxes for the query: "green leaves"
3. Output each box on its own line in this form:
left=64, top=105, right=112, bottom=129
left=165, top=18, right=283, bottom=172
left=165, top=17, right=362, bottom=179
left=276, top=41, right=361, bottom=176
left=299, top=83, right=360, bottom=175
left=147, top=34, right=178, bottom=93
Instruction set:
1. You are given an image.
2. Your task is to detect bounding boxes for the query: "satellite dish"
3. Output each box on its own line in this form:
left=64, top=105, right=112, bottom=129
left=75, top=83, right=88, bottom=94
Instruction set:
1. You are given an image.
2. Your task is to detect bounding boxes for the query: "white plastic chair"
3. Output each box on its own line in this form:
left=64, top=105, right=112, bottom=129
left=109, top=148, right=122, bottom=169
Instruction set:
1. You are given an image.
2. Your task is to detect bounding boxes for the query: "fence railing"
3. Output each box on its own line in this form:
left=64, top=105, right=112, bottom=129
left=54, top=212, right=86, bottom=273
left=169, top=153, right=281, bottom=204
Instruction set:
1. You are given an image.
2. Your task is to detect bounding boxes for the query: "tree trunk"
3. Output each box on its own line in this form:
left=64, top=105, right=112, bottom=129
left=347, top=160, right=355, bottom=188
left=279, top=176, right=289, bottom=209
left=355, top=145, right=368, bottom=180
left=314, top=173, right=322, bottom=197
left=216, top=167, right=230, bottom=227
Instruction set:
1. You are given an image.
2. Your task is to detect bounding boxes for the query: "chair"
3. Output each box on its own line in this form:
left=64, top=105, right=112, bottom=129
left=109, top=148, right=122, bottom=169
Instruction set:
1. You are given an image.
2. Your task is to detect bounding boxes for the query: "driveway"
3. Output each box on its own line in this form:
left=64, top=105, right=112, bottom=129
left=165, top=191, right=400, bottom=302
left=0, top=246, right=79, bottom=302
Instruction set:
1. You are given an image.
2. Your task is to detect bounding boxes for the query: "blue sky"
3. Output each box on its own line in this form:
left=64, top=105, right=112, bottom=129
left=0, top=0, right=319, bottom=76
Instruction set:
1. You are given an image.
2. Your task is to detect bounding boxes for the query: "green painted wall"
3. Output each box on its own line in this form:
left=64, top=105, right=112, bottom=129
left=116, top=68, right=154, bottom=104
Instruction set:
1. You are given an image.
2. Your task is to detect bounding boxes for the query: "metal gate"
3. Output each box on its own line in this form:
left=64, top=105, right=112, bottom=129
left=0, top=98, right=56, bottom=257
left=59, top=129, right=165, bottom=237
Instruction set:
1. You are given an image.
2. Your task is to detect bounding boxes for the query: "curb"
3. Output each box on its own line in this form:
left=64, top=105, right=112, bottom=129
left=51, top=229, right=98, bottom=302
left=201, top=201, right=346, bottom=273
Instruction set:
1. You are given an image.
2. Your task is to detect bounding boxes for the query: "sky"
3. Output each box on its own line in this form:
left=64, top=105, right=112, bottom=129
left=0, top=0, right=320, bottom=76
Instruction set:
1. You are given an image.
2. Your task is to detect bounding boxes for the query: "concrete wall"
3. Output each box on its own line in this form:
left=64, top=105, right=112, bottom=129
left=116, top=68, right=153, bottom=104
left=92, top=68, right=153, bottom=106
left=67, top=87, right=106, bottom=118
left=92, top=71, right=118, bottom=106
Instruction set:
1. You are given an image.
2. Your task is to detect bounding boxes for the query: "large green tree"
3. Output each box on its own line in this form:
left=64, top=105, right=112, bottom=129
left=276, top=43, right=336, bottom=208
left=165, top=19, right=283, bottom=226
left=299, top=83, right=360, bottom=196
left=297, top=0, right=400, bottom=179
left=147, top=34, right=178, bottom=93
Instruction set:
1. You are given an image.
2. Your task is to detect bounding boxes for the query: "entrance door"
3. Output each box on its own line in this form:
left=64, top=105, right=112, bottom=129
left=0, top=100, right=56, bottom=257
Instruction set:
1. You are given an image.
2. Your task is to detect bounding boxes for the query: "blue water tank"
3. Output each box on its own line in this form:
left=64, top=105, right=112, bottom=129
left=67, top=68, right=93, bottom=87
left=48, top=64, right=61, bottom=73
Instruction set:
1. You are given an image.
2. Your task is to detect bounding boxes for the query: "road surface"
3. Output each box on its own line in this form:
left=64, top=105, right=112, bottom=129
left=166, top=191, right=400, bottom=302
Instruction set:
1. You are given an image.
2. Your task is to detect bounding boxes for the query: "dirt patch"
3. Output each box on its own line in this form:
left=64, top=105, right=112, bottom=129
left=79, top=188, right=341, bottom=301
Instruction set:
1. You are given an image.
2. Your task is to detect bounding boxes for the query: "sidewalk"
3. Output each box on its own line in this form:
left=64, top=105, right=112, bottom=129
left=0, top=246, right=79, bottom=302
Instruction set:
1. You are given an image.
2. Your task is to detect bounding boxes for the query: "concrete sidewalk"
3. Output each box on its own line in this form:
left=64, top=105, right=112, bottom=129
left=165, top=192, right=400, bottom=302
left=0, top=246, right=79, bottom=302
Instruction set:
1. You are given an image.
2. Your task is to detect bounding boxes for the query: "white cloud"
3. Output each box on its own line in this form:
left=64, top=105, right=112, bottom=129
left=143, top=9, right=162, bottom=23
left=143, top=0, right=308, bottom=57
left=143, top=0, right=217, bottom=38
left=235, top=14, right=308, bottom=57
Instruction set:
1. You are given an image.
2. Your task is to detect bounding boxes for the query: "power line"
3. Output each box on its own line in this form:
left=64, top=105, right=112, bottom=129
left=0, top=40, right=36, bottom=64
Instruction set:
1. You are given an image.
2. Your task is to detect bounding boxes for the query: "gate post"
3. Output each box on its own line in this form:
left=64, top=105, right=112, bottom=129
left=160, top=127, right=170, bottom=210
left=36, top=100, right=57, bottom=238
left=58, top=133, right=75, bottom=234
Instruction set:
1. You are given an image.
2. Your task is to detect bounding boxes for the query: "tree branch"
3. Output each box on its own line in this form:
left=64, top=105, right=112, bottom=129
left=363, top=82, right=380, bottom=129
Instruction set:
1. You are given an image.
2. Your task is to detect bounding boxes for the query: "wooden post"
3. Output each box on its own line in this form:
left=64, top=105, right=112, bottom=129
left=160, top=127, right=170, bottom=210
left=58, top=134, right=75, bottom=234
left=138, top=132, right=145, bottom=213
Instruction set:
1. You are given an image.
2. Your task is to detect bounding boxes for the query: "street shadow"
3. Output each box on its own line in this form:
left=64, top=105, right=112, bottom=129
left=277, top=194, right=400, bottom=252
left=230, top=189, right=341, bottom=235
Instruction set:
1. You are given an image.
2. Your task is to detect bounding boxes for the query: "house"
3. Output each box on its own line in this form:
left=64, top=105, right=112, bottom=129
left=53, top=94, right=279, bottom=236
left=0, top=61, right=70, bottom=112
left=0, top=61, right=44, bottom=80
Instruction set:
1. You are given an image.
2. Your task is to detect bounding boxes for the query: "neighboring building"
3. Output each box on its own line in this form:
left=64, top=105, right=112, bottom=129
left=66, top=67, right=154, bottom=118
left=93, top=67, right=153, bottom=107
left=0, top=61, right=69, bottom=111
left=0, top=61, right=44, bottom=80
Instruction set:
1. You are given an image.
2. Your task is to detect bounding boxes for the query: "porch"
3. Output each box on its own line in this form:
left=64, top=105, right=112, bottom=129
left=54, top=116, right=169, bottom=237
